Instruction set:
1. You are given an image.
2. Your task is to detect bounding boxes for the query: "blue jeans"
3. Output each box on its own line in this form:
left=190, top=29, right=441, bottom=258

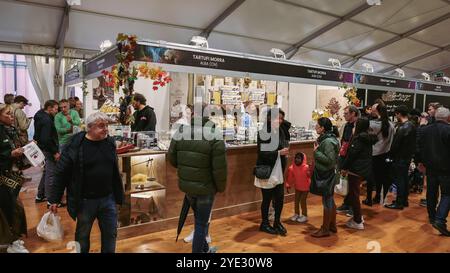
left=392, top=160, right=410, bottom=206
left=186, top=194, right=215, bottom=253
left=75, top=194, right=118, bottom=253
left=37, top=152, right=56, bottom=200
left=434, top=175, right=450, bottom=226
left=322, top=194, right=335, bottom=209
left=426, top=175, right=441, bottom=221
left=435, top=194, right=450, bottom=226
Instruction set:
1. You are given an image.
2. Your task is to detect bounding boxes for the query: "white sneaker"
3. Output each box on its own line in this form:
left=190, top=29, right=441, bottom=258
left=184, top=231, right=212, bottom=244
left=183, top=230, right=194, bottom=243
left=290, top=214, right=299, bottom=221
left=297, top=215, right=308, bottom=223
left=346, top=219, right=365, bottom=230
left=7, top=240, right=29, bottom=253
left=207, top=246, right=218, bottom=253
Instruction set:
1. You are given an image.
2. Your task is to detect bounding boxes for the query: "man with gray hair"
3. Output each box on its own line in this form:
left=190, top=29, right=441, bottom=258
left=48, top=112, right=124, bottom=252
left=418, top=107, right=450, bottom=236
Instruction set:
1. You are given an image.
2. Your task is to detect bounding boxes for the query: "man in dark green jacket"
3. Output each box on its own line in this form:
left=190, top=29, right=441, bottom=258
left=168, top=109, right=227, bottom=253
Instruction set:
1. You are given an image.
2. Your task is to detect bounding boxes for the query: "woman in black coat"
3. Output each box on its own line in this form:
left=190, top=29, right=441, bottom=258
left=341, top=117, right=377, bottom=230
left=255, top=108, right=289, bottom=236
left=0, top=103, right=28, bottom=253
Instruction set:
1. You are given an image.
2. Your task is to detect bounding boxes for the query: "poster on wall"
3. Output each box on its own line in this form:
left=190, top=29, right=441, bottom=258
left=317, top=86, right=347, bottom=128
left=367, top=90, right=414, bottom=115
left=169, top=72, right=189, bottom=127
left=92, top=76, right=114, bottom=109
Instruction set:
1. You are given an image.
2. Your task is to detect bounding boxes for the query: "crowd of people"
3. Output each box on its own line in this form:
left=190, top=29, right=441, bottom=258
left=0, top=94, right=84, bottom=253
left=253, top=101, right=450, bottom=239
left=1, top=90, right=449, bottom=254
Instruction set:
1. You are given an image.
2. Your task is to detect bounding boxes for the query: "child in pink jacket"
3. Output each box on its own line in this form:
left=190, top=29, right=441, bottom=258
left=286, top=152, right=311, bottom=223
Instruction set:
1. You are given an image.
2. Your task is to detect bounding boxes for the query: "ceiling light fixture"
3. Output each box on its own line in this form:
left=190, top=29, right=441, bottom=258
left=190, top=36, right=209, bottom=48
left=99, top=40, right=113, bottom=52
left=328, top=58, right=341, bottom=68
left=362, top=63, right=374, bottom=73
left=270, top=48, right=286, bottom=60
left=394, top=68, right=405, bottom=78
left=66, top=0, right=81, bottom=6
left=421, top=72, right=431, bottom=81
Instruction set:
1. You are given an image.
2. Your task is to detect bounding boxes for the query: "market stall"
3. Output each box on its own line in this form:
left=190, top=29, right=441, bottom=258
left=80, top=37, right=450, bottom=238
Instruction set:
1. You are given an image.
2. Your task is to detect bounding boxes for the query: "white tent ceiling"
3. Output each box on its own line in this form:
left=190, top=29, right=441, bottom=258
left=0, top=0, right=449, bottom=78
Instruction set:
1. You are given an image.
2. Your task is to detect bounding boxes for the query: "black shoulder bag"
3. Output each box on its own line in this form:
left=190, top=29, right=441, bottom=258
left=310, top=168, right=337, bottom=196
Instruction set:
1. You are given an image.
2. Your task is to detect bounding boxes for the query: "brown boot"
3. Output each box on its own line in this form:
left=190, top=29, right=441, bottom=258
left=312, top=208, right=331, bottom=238
left=329, top=205, right=337, bottom=233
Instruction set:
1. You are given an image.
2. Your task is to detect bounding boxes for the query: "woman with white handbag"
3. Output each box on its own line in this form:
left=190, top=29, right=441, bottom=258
left=254, top=108, right=289, bottom=236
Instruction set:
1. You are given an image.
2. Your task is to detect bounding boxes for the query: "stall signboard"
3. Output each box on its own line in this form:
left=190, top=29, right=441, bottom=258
left=367, top=89, right=414, bottom=114
left=65, top=66, right=81, bottom=83
left=355, top=73, right=416, bottom=89
left=134, top=45, right=353, bottom=83
left=85, top=48, right=119, bottom=76
left=416, top=82, right=450, bottom=93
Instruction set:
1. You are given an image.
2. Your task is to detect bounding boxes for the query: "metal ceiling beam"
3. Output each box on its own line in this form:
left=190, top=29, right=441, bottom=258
left=54, top=2, right=71, bottom=99
left=378, top=44, right=450, bottom=73
left=198, top=0, right=246, bottom=39
left=284, top=2, right=372, bottom=59
left=275, top=0, right=448, bottom=51
left=342, top=12, right=450, bottom=65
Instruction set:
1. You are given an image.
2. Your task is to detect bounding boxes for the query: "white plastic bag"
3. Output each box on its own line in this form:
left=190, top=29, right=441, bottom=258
left=334, top=175, right=349, bottom=196
left=36, top=212, right=64, bottom=242
left=254, top=154, right=284, bottom=189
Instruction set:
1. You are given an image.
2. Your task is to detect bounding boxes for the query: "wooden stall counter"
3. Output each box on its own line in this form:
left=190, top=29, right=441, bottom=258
left=117, top=140, right=315, bottom=240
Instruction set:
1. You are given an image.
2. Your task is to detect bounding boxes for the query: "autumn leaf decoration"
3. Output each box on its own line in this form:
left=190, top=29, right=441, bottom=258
left=101, top=33, right=171, bottom=93
left=137, top=63, right=172, bottom=91
left=341, top=83, right=361, bottom=107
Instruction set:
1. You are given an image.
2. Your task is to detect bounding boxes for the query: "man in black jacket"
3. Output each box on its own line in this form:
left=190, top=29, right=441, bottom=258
left=386, top=105, right=416, bottom=210
left=418, top=107, right=450, bottom=236
left=337, top=105, right=360, bottom=215
left=131, top=93, right=157, bottom=132
left=34, top=100, right=60, bottom=203
left=48, top=112, right=124, bottom=253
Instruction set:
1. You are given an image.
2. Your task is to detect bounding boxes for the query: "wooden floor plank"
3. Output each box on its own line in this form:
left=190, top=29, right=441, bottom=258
left=17, top=167, right=450, bottom=253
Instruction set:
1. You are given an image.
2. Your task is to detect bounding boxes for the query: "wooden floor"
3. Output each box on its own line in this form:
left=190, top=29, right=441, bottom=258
left=17, top=167, right=450, bottom=253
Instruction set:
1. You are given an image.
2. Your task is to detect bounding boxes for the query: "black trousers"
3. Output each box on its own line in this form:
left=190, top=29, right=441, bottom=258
left=373, top=153, right=391, bottom=201
left=261, top=184, right=284, bottom=224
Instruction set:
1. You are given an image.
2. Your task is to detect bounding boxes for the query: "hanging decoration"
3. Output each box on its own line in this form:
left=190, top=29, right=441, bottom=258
left=137, top=63, right=172, bottom=91
left=100, top=33, right=172, bottom=125
left=340, top=83, right=361, bottom=107
left=325, top=97, right=342, bottom=122
left=81, top=80, right=88, bottom=96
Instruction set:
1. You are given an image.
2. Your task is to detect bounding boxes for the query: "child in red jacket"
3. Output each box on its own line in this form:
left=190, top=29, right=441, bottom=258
left=286, top=152, right=311, bottom=223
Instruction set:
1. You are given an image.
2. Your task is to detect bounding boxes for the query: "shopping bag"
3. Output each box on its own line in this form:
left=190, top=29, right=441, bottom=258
left=334, top=175, right=349, bottom=196
left=36, top=212, right=64, bottom=242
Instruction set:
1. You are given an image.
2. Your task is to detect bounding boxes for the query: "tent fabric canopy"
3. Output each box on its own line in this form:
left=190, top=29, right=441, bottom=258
left=0, top=0, right=449, bottom=78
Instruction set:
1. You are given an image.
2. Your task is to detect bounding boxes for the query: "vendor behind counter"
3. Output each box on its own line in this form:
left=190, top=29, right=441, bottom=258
left=131, top=93, right=157, bottom=132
